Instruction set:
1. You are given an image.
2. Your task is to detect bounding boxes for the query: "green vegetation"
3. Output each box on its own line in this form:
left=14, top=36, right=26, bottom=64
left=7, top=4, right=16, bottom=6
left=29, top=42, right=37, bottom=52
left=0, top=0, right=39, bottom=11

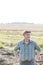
left=0, top=31, right=43, bottom=53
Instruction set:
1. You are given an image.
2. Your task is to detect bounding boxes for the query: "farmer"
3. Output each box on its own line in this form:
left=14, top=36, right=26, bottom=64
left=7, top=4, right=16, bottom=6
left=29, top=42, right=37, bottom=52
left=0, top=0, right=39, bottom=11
left=14, top=31, right=41, bottom=65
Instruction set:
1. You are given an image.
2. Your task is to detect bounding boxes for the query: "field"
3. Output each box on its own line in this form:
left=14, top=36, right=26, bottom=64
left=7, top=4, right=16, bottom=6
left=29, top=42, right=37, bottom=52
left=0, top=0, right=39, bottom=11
left=0, top=24, right=43, bottom=65
left=0, top=30, right=43, bottom=52
left=0, top=24, right=43, bottom=31
left=0, top=23, right=43, bottom=53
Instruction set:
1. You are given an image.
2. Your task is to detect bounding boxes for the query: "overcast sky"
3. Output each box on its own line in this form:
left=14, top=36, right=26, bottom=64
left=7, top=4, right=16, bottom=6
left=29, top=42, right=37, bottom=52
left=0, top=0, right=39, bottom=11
left=0, top=0, right=43, bottom=24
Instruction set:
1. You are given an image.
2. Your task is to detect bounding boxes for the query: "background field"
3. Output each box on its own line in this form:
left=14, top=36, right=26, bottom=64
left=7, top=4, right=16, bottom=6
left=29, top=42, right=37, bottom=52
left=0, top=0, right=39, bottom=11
left=0, top=23, right=43, bottom=53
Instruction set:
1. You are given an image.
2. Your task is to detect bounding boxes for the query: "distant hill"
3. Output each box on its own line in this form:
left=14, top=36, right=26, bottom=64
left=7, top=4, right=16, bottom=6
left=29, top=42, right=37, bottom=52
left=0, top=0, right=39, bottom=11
left=6, top=22, right=34, bottom=24
left=0, top=23, right=43, bottom=31
left=0, top=22, right=34, bottom=24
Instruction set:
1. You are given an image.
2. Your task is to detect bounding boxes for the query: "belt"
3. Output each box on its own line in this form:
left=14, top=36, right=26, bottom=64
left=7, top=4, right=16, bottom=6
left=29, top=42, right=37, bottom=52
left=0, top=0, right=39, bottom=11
left=21, top=60, right=34, bottom=62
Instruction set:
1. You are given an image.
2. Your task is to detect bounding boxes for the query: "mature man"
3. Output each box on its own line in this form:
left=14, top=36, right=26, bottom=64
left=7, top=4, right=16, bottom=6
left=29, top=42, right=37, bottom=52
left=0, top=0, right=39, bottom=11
left=14, top=31, right=41, bottom=65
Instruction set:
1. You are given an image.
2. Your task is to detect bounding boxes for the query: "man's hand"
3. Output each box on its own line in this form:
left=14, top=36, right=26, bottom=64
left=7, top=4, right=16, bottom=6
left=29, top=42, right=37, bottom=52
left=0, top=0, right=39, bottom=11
left=15, top=55, right=20, bottom=63
left=35, top=55, right=39, bottom=61
left=17, top=57, right=20, bottom=63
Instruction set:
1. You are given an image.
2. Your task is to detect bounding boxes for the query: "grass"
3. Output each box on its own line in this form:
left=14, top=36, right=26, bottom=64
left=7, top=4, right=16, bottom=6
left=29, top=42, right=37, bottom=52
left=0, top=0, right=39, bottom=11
left=0, top=31, right=43, bottom=53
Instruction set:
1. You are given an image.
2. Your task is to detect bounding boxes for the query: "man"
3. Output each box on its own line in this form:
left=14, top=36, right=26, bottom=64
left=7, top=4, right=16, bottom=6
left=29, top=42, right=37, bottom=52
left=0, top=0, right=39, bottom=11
left=14, top=31, right=41, bottom=65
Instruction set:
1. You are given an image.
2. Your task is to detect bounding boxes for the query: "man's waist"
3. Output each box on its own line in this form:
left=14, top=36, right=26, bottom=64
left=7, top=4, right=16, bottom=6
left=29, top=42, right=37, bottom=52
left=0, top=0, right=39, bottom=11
left=20, top=59, right=34, bottom=62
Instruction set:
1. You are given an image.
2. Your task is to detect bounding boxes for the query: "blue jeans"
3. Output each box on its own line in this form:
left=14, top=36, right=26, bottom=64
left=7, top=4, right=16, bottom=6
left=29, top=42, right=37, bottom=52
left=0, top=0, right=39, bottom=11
left=20, top=61, right=36, bottom=65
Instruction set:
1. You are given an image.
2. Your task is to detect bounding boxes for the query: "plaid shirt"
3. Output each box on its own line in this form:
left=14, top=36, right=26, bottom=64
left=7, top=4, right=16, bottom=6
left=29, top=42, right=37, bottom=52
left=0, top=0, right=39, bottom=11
left=14, top=39, right=41, bottom=61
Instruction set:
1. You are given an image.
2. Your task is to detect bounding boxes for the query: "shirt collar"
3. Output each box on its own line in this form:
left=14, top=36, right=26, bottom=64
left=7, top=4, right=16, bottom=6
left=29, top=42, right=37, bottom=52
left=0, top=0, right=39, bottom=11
left=23, top=39, right=32, bottom=45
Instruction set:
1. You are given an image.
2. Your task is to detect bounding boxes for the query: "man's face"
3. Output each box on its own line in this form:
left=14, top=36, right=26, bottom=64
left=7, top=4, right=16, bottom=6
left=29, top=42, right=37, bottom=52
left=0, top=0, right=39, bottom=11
left=23, top=33, right=31, bottom=40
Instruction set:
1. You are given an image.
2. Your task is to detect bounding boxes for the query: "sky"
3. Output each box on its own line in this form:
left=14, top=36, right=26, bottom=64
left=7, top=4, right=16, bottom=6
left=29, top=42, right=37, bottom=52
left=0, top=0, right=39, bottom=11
left=0, top=0, right=43, bottom=24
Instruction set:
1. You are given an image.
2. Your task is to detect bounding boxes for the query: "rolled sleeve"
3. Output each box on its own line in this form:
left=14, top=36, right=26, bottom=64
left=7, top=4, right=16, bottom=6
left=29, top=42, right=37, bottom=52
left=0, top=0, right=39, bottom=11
left=35, top=42, right=41, bottom=51
left=14, top=42, right=20, bottom=51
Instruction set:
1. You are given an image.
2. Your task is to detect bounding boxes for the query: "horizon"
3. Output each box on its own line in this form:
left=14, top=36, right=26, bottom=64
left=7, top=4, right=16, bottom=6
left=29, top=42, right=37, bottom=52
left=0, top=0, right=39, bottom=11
left=0, top=21, right=43, bottom=24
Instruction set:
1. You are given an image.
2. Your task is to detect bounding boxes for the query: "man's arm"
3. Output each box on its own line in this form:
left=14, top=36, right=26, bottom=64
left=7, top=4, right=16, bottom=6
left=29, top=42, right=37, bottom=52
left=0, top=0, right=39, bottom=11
left=35, top=51, right=41, bottom=61
left=35, top=42, right=41, bottom=51
left=34, top=42, right=41, bottom=60
left=14, top=42, right=20, bottom=51
left=14, top=42, right=20, bottom=58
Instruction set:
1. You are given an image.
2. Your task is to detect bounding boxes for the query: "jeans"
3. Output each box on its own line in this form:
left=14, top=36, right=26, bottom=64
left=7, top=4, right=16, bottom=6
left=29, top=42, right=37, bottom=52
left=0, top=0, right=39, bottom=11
left=20, top=61, right=36, bottom=65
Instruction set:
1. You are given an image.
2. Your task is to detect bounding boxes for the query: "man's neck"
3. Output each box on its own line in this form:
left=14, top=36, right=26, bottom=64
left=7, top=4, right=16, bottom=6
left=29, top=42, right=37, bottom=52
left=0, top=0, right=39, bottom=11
left=24, top=39, right=30, bottom=44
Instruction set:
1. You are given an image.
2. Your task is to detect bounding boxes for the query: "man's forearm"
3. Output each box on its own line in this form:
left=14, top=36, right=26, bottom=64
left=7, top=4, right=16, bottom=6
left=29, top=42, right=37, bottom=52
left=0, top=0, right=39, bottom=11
left=36, top=51, right=41, bottom=60
left=14, top=51, right=20, bottom=63
left=35, top=51, right=41, bottom=61
left=14, top=51, right=19, bottom=58
left=37, top=51, right=41, bottom=57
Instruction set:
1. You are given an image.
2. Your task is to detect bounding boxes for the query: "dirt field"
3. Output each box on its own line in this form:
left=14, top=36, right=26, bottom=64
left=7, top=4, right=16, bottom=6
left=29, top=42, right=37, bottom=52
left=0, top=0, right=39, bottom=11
left=0, top=24, right=43, bottom=31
